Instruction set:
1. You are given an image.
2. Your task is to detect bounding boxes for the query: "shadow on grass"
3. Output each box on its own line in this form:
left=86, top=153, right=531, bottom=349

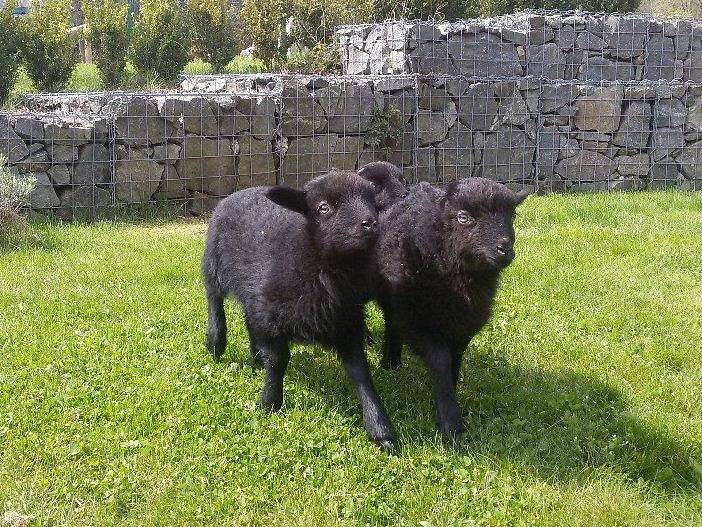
left=221, top=333, right=702, bottom=496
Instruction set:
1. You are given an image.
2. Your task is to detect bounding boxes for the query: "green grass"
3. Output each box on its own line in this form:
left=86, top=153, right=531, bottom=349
left=1, top=192, right=701, bottom=526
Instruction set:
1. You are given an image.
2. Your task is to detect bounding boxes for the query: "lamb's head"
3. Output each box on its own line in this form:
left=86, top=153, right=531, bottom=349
left=357, top=161, right=408, bottom=212
left=441, top=178, right=528, bottom=274
left=266, top=170, right=379, bottom=257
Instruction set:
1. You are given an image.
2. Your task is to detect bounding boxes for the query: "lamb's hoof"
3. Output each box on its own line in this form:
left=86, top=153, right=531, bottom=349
left=377, top=439, right=396, bottom=453
left=259, top=395, right=283, bottom=413
left=207, top=345, right=224, bottom=362
left=380, top=356, right=401, bottom=370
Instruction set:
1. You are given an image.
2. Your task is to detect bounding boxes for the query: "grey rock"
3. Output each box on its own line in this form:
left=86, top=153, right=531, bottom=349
left=448, top=32, right=522, bottom=77
left=331, top=136, right=364, bottom=172
left=282, top=135, right=335, bottom=187
left=345, top=45, right=371, bottom=75
left=612, top=101, right=652, bottom=149
left=217, top=109, right=250, bottom=137
left=456, top=83, right=499, bottom=131
left=46, top=144, right=78, bottom=164
left=624, top=85, right=659, bottom=100
left=417, top=110, right=450, bottom=146
left=650, top=157, right=684, bottom=188
left=574, top=86, right=624, bottom=133
left=435, top=123, right=474, bottom=181
left=644, top=35, right=676, bottom=81
left=683, top=52, right=702, bottom=82
left=617, top=153, right=650, bottom=176
left=651, top=127, right=684, bottom=161
left=109, top=97, right=173, bottom=147
left=176, top=135, right=237, bottom=196
left=576, top=31, right=606, bottom=51
left=556, top=25, right=576, bottom=50
left=73, top=144, right=111, bottom=186
left=26, top=172, right=59, bottom=209
left=281, top=85, right=327, bottom=137
left=539, top=83, right=579, bottom=113
left=526, top=43, right=566, bottom=79
left=0, top=116, right=30, bottom=163
left=115, top=145, right=164, bottom=203
left=160, top=96, right=219, bottom=137
left=676, top=140, right=702, bottom=179
left=235, top=97, right=275, bottom=139
left=16, top=147, right=50, bottom=173
left=374, top=77, right=416, bottom=92
left=13, top=117, right=45, bottom=140
left=528, top=27, right=554, bottom=45
left=481, top=126, right=535, bottom=183
left=555, top=150, right=616, bottom=182
left=603, top=16, right=647, bottom=59
left=43, top=122, right=94, bottom=146
left=408, top=42, right=458, bottom=75
left=316, top=84, right=376, bottom=134
left=153, top=165, right=188, bottom=200
left=152, top=143, right=182, bottom=165
left=578, top=56, right=635, bottom=82
left=415, top=147, right=436, bottom=182
left=536, top=126, right=560, bottom=178
left=48, top=165, right=71, bottom=186
left=655, top=98, right=686, bottom=127
left=609, top=176, right=645, bottom=191
left=237, top=136, right=277, bottom=187
left=499, top=90, right=529, bottom=125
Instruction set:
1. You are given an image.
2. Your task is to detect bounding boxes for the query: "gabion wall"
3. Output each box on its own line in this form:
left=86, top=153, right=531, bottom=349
left=337, top=11, right=702, bottom=82
left=4, top=70, right=702, bottom=217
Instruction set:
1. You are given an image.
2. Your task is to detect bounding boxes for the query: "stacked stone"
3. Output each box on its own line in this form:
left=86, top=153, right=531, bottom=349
left=1, top=113, right=113, bottom=219
left=337, top=12, right=702, bottom=83
left=19, top=91, right=279, bottom=215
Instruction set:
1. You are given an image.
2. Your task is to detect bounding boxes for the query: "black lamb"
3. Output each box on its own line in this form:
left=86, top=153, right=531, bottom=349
left=202, top=169, right=398, bottom=449
left=357, top=161, right=409, bottom=211
left=375, top=178, right=528, bottom=439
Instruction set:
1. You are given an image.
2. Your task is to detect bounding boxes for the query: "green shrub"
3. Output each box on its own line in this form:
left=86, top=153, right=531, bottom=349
left=130, top=0, right=191, bottom=83
left=238, top=0, right=287, bottom=67
left=365, top=105, right=403, bottom=156
left=18, top=0, right=78, bottom=93
left=223, top=56, right=267, bottom=74
left=372, top=0, right=465, bottom=20
left=466, top=0, right=641, bottom=17
left=0, top=2, right=21, bottom=105
left=284, top=43, right=340, bottom=74
left=82, top=0, right=130, bottom=88
left=188, top=0, right=238, bottom=72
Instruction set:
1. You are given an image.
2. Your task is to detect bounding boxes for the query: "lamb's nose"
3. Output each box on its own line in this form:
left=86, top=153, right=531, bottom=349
left=362, top=219, right=377, bottom=231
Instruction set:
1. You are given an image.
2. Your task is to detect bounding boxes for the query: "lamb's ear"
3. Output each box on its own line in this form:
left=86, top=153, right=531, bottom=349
left=266, top=186, right=309, bottom=215
left=358, top=161, right=406, bottom=189
left=444, top=180, right=459, bottom=200
left=514, top=190, right=530, bottom=206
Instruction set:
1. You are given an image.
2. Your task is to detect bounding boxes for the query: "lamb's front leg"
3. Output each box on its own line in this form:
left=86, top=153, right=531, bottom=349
left=380, top=306, right=402, bottom=370
left=417, top=341, right=464, bottom=441
left=336, top=340, right=396, bottom=451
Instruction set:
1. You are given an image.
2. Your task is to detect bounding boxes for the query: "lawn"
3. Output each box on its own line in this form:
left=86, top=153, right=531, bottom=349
left=1, top=192, right=701, bottom=526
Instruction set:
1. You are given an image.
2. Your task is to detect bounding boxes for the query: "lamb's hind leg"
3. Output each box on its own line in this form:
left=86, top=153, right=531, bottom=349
left=244, top=315, right=264, bottom=369
left=205, top=288, right=227, bottom=361
left=380, top=306, right=402, bottom=370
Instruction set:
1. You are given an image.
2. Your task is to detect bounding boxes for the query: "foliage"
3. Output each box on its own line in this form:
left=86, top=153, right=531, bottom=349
left=82, top=0, right=130, bottom=88
left=130, top=0, right=191, bottom=83
left=188, top=0, right=239, bottom=72
left=1, top=193, right=702, bottom=525
left=66, top=62, right=104, bottom=92
left=365, top=105, right=404, bottom=156
left=0, top=1, right=21, bottom=105
left=283, top=43, right=341, bottom=74
left=18, top=0, right=78, bottom=92
left=238, top=0, right=288, bottom=67
left=372, top=0, right=466, bottom=20
left=223, top=56, right=267, bottom=74
left=0, top=154, right=35, bottom=235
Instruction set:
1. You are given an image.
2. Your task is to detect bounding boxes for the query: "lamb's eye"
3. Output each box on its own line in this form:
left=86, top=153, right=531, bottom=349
left=317, top=202, right=330, bottom=215
left=456, top=210, right=472, bottom=225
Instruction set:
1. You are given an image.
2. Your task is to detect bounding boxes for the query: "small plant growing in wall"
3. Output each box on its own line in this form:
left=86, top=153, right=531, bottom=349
left=365, top=105, right=404, bottom=157
left=0, top=154, right=36, bottom=242
left=82, top=0, right=130, bottom=89
left=18, top=0, right=79, bottom=93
